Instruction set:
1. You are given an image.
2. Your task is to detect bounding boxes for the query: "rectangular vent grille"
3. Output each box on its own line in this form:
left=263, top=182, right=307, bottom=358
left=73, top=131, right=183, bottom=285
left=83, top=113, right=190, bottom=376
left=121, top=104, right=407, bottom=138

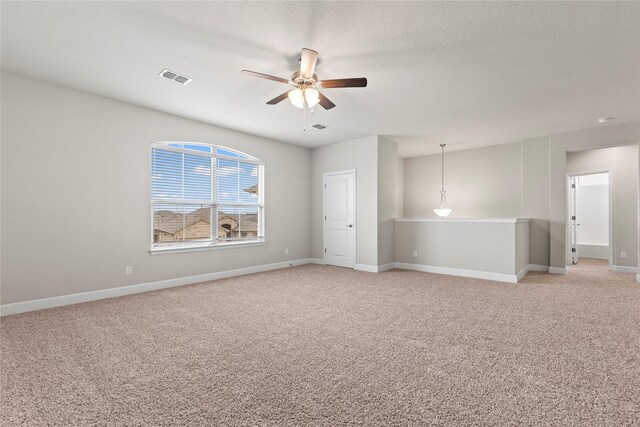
left=312, top=123, right=327, bottom=130
left=159, top=69, right=191, bottom=85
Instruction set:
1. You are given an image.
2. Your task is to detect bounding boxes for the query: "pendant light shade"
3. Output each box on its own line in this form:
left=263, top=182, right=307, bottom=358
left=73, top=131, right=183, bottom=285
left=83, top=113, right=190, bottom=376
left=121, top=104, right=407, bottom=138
left=433, top=144, right=452, bottom=217
left=433, top=206, right=452, bottom=217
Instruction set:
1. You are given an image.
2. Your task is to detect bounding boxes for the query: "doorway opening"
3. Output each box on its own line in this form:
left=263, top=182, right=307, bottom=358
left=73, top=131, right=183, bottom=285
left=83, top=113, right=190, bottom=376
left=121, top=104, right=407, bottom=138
left=568, top=171, right=611, bottom=269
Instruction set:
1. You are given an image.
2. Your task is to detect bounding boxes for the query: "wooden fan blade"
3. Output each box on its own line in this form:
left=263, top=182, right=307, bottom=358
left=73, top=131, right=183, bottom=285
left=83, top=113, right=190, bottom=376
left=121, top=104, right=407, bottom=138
left=266, top=91, right=290, bottom=105
left=299, top=48, right=318, bottom=79
left=242, top=70, right=289, bottom=84
left=318, top=92, right=336, bottom=110
left=320, top=78, right=367, bottom=88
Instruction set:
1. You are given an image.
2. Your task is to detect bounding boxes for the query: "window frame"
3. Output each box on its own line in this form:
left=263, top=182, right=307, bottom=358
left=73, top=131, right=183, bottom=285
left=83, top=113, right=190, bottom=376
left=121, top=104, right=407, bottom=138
left=149, top=141, right=265, bottom=254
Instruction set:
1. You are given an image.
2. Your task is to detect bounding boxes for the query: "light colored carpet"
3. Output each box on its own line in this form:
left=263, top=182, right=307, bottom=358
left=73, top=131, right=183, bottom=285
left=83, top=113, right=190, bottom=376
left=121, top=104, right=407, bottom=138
left=1, top=259, right=639, bottom=426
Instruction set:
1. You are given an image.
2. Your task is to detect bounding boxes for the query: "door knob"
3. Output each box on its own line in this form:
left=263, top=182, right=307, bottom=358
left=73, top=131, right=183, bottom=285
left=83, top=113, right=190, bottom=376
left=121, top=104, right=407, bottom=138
left=346, top=224, right=353, bottom=228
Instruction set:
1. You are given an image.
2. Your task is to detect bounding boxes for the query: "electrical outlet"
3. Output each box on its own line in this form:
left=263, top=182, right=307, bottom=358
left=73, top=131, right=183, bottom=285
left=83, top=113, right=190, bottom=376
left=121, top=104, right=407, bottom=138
left=620, top=251, right=628, bottom=259
left=285, top=248, right=289, bottom=255
left=413, top=250, right=418, bottom=257
left=125, top=266, right=133, bottom=276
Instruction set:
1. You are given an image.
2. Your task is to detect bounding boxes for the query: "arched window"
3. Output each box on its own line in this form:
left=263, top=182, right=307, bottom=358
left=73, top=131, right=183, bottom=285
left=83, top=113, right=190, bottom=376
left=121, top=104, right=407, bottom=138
left=150, top=142, right=264, bottom=251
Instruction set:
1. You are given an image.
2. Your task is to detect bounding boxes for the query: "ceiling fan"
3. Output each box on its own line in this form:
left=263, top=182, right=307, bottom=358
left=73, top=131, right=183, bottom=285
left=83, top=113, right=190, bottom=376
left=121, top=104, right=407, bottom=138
left=242, top=48, right=367, bottom=110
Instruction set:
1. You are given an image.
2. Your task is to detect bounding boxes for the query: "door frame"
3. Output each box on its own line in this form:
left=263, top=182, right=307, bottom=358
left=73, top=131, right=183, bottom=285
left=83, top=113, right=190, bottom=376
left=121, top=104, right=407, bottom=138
left=566, top=168, right=613, bottom=271
left=323, top=169, right=357, bottom=267
left=569, top=175, right=578, bottom=264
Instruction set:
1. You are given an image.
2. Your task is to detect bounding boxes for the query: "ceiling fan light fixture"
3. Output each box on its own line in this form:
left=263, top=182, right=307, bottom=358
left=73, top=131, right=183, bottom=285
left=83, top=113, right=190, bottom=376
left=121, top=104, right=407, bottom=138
left=288, top=88, right=304, bottom=109
left=304, top=88, right=320, bottom=108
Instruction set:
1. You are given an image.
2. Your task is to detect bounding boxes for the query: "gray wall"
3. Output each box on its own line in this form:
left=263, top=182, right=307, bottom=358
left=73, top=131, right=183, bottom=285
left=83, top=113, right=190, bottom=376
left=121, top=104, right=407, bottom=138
left=567, top=145, right=639, bottom=268
left=549, top=123, right=640, bottom=269
left=3, top=73, right=638, bottom=306
left=515, top=221, right=530, bottom=273
left=396, top=158, right=404, bottom=218
left=522, top=136, right=551, bottom=266
left=403, top=142, right=523, bottom=218
left=310, top=135, right=379, bottom=267
left=395, top=221, right=519, bottom=275
left=310, top=135, right=400, bottom=269
left=377, top=137, right=398, bottom=265
left=401, top=125, right=639, bottom=270
left=1, top=73, right=311, bottom=304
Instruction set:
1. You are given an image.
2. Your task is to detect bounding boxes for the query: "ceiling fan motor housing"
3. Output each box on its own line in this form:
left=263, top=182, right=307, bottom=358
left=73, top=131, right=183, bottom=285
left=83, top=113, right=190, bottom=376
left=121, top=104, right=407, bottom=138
left=291, top=71, right=318, bottom=87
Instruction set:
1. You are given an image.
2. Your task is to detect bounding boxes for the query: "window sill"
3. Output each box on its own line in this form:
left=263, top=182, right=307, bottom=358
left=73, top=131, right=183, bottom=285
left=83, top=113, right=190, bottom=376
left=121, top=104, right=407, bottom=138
left=149, top=240, right=267, bottom=255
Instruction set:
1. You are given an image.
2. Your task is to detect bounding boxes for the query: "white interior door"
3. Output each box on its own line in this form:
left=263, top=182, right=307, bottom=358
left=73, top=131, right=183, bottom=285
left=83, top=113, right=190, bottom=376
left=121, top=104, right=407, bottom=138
left=324, top=170, right=356, bottom=268
left=569, top=176, right=579, bottom=264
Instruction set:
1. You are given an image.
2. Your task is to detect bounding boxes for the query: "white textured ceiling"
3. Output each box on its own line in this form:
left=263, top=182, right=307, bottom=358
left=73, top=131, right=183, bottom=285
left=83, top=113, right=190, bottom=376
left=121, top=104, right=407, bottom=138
left=2, top=2, right=639, bottom=157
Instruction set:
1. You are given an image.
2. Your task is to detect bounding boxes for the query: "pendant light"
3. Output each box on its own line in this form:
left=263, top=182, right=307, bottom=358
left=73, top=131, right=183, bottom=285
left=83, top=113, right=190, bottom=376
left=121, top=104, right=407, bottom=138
left=433, top=143, right=452, bottom=217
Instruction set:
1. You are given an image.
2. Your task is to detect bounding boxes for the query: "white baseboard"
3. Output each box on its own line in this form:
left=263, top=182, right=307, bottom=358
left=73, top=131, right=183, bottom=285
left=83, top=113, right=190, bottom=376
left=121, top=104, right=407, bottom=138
left=378, top=262, right=395, bottom=272
left=354, top=263, right=396, bottom=273
left=611, top=265, right=639, bottom=273
left=579, top=255, right=609, bottom=261
left=6, top=257, right=629, bottom=316
left=577, top=244, right=609, bottom=260
left=395, top=262, right=518, bottom=284
left=0, top=258, right=314, bottom=317
left=516, top=266, right=528, bottom=282
left=516, top=264, right=550, bottom=282
left=354, top=264, right=379, bottom=273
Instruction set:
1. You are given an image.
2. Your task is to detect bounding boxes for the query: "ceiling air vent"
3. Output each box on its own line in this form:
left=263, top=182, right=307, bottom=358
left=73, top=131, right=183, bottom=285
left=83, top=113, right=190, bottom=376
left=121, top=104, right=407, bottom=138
left=159, top=69, right=191, bottom=85
left=312, top=123, right=327, bottom=130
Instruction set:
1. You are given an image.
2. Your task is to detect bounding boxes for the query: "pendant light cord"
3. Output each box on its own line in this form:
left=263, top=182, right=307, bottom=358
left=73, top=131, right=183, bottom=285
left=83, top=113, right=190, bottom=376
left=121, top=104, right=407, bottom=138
left=434, top=143, right=451, bottom=216
left=440, top=144, right=445, bottom=192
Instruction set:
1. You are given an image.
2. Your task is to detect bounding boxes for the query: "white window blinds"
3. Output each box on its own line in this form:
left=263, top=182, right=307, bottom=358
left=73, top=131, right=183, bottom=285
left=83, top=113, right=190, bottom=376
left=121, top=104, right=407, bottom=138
left=151, top=142, right=264, bottom=249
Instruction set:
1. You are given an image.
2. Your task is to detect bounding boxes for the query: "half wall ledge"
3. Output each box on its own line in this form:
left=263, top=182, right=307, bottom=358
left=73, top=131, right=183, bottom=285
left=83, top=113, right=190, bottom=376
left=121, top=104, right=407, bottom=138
left=394, top=218, right=531, bottom=283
